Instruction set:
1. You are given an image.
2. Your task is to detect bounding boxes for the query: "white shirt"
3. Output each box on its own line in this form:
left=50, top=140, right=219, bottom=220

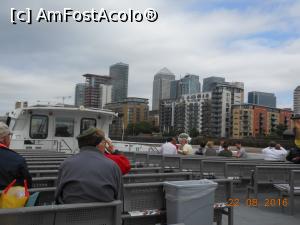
left=262, top=147, right=287, bottom=161
left=217, top=146, right=223, bottom=154
left=161, top=142, right=177, bottom=155
left=178, top=144, right=192, bottom=155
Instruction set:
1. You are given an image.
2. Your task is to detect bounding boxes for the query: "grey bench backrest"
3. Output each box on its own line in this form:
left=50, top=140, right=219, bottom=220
left=123, top=182, right=164, bottom=212
left=27, top=161, right=64, bottom=165
left=291, top=170, right=300, bottom=188
left=129, top=167, right=162, bottom=174
left=0, top=200, right=122, bottom=225
left=26, top=158, right=66, bottom=162
left=123, top=172, right=192, bottom=184
left=225, top=163, right=298, bottom=180
left=148, top=154, right=164, bottom=167
left=28, top=165, right=60, bottom=170
left=180, top=157, right=203, bottom=171
left=30, top=170, right=59, bottom=177
left=32, top=177, right=57, bottom=188
left=163, top=155, right=181, bottom=169
left=134, top=152, right=149, bottom=164
left=255, top=166, right=300, bottom=184
left=123, top=152, right=136, bottom=161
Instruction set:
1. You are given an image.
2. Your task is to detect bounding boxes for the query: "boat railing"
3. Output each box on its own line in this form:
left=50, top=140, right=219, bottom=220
left=112, top=140, right=161, bottom=153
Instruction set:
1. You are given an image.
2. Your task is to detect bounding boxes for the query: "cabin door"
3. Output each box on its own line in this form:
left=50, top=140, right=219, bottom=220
left=54, top=117, right=78, bottom=153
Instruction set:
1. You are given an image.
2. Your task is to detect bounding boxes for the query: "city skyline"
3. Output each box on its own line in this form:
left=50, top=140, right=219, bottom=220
left=1, top=0, right=300, bottom=114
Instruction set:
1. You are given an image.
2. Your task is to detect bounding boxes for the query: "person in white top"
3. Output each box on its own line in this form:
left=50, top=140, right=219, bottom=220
left=160, top=137, right=177, bottom=155
left=177, top=133, right=192, bottom=155
left=217, top=138, right=226, bottom=153
left=262, top=141, right=287, bottom=161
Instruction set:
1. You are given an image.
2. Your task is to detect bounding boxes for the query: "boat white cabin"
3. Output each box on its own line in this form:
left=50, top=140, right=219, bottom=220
left=7, top=105, right=116, bottom=153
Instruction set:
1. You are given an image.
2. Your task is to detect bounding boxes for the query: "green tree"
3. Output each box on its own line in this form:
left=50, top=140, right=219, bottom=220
left=189, top=127, right=200, bottom=138
left=275, top=124, right=288, bottom=137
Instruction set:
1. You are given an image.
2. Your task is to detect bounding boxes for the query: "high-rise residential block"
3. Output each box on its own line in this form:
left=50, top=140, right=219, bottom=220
left=160, top=92, right=212, bottom=135
left=83, top=74, right=112, bottom=109
left=294, top=86, right=300, bottom=117
left=110, top=62, right=129, bottom=102
left=75, top=83, right=86, bottom=107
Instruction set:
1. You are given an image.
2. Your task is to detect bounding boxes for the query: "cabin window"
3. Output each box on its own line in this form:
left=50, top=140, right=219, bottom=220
left=55, top=117, right=74, bottom=137
left=30, top=115, right=48, bottom=139
left=80, top=118, right=97, bottom=133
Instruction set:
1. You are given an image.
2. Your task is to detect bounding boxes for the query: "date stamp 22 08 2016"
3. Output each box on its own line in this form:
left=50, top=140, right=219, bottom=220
left=226, top=198, right=289, bottom=208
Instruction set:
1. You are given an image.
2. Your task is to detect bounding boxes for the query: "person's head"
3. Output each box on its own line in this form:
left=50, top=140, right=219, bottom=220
left=207, top=141, right=214, bottom=148
left=77, top=127, right=104, bottom=150
left=269, top=141, right=276, bottom=148
left=275, top=144, right=281, bottom=150
left=178, top=133, right=190, bottom=145
left=169, top=137, right=177, bottom=145
left=0, top=122, right=12, bottom=147
left=94, top=129, right=115, bottom=153
left=199, top=141, right=207, bottom=148
left=220, top=138, right=225, bottom=146
left=235, top=141, right=242, bottom=149
left=222, top=141, right=229, bottom=150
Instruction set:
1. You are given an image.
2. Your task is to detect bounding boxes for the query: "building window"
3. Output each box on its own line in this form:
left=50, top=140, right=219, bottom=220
left=30, top=115, right=48, bottom=139
left=80, top=118, right=97, bottom=134
left=55, top=117, right=74, bottom=137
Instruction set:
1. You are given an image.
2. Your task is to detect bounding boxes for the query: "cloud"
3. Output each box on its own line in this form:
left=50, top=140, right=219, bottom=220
left=0, top=0, right=299, bottom=114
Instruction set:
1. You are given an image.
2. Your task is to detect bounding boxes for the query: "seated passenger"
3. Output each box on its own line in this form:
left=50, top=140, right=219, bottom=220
left=0, top=122, right=32, bottom=190
left=286, top=117, right=300, bottom=164
left=235, top=141, right=247, bottom=158
left=177, top=133, right=192, bottom=155
left=160, top=137, right=177, bottom=155
left=96, top=129, right=131, bottom=175
left=218, top=142, right=233, bottom=157
left=217, top=138, right=226, bottom=153
left=262, top=141, right=287, bottom=161
left=55, top=127, right=123, bottom=204
left=205, top=141, right=217, bottom=156
left=195, top=141, right=207, bottom=155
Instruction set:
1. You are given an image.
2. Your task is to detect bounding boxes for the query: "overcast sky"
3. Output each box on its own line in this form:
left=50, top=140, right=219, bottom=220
left=1, top=0, right=300, bottom=115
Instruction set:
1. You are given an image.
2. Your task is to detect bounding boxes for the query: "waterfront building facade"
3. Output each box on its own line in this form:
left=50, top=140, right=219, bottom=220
left=232, top=104, right=293, bottom=139
left=105, top=97, right=149, bottom=136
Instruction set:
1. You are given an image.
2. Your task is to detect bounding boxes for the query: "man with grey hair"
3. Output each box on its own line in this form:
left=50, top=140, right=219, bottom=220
left=0, top=122, right=32, bottom=190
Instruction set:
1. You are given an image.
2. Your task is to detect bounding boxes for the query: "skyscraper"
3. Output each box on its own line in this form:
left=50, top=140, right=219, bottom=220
left=294, top=86, right=300, bottom=116
left=211, top=82, right=244, bottom=137
left=170, top=74, right=201, bottom=99
left=83, top=74, right=112, bottom=109
left=75, top=83, right=85, bottom=107
left=248, top=91, right=276, bottom=108
left=152, top=68, right=175, bottom=110
left=203, top=76, right=225, bottom=92
left=109, top=62, right=129, bottom=102
left=180, top=74, right=201, bottom=95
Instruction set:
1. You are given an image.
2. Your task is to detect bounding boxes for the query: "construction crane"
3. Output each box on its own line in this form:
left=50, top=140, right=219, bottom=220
left=55, top=96, right=71, bottom=105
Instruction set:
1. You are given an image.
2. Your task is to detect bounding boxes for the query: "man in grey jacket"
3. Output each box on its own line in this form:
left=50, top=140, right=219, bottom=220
left=55, top=127, right=123, bottom=204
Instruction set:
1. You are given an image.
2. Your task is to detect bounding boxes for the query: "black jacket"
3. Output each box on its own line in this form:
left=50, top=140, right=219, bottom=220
left=286, top=147, right=300, bottom=164
left=0, top=145, right=32, bottom=190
